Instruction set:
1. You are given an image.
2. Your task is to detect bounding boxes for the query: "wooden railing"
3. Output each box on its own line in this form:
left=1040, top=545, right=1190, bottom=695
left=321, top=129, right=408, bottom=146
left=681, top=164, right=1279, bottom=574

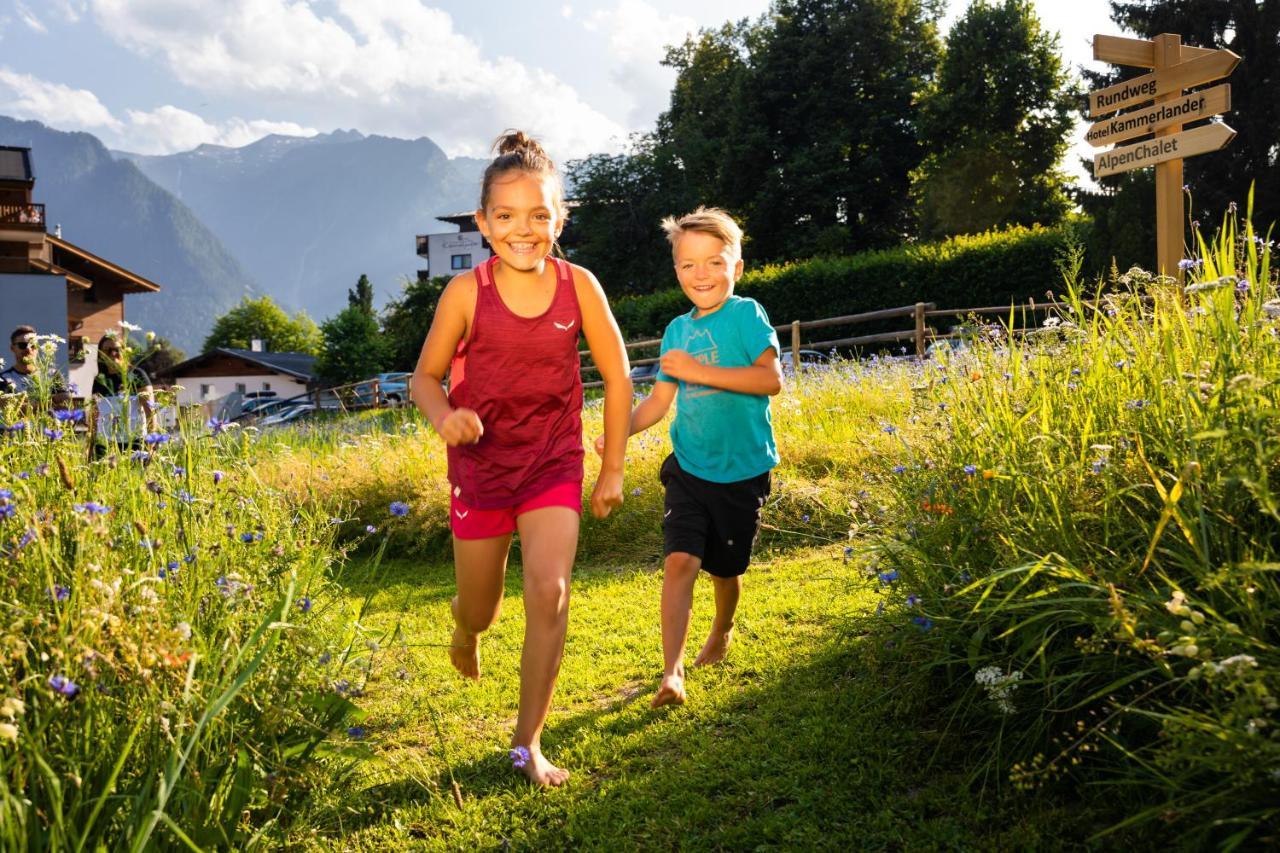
left=581, top=298, right=1075, bottom=388
left=0, top=203, right=45, bottom=229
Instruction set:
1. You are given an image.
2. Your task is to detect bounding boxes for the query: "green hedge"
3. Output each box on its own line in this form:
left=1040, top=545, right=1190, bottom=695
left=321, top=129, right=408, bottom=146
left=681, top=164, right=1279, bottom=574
left=609, top=220, right=1093, bottom=340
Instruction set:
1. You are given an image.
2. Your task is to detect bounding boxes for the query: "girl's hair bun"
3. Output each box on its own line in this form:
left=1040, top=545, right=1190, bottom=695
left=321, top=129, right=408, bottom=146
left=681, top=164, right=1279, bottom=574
left=493, top=129, right=547, bottom=159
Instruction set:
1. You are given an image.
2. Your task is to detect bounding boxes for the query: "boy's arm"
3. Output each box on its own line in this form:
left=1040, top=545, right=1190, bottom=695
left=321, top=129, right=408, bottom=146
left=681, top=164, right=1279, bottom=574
left=660, top=347, right=783, bottom=396
left=575, top=266, right=632, bottom=519
left=410, top=275, right=483, bottom=446
left=593, top=379, right=676, bottom=456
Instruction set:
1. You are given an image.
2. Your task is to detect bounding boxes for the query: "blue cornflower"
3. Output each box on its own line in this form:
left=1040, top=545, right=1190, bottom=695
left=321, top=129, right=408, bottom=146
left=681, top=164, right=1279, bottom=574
left=802, top=514, right=810, bottom=523
left=878, top=570, right=900, bottom=585
left=240, top=532, right=257, bottom=543
left=1126, top=399, right=1150, bottom=411
left=334, top=679, right=351, bottom=694
left=843, top=546, right=854, bottom=562
left=347, top=726, right=367, bottom=739
left=1091, top=459, right=1106, bottom=474
left=47, top=674, right=79, bottom=698
left=212, top=470, right=224, bottom=485
left=143, top=432, right=169, bottom=446
left=48, top=585, right=70, bottom=601
left=297, top=596, right=313, bottom=614
left=16, top=471, right=28, bottom=480
left=963, top=464, right=977, bottom=475
left=906, top=594, right=921, bottom=606
left=318, top=652, right=331, bottom=664
left=1237, top=278, right=1251, bottom=293
left=17, top=529, right=35, bottom=549
left=631, top=487, right=642, bottom=496
left=912, top=616, right=934, bottom=632
left=73, top=501, right=110, bottom=515
left=881, top=424, right=897, bottom=434
left=171, top=466, right=185, bottom=477
left=206, top=416, right=230, bottom=435
left=365, top=524, right=377, bottom=534
left=1002, top=372, right=1013, bottom=380
left=131, top=450, right=151, bottom=462
left=389, top=501, right=410, bottom=517
left=43, top=428, right=63, bottom=440
left=0, top=504, right=15, bottom=521
left=52, top=408, right=85, bottom=423
left=160, top=561, right=179, bottom=579
left=510, top=746, right=531, bottom=769
left=0, top=490, right=12, bottom=501
left=183, top=552, right=196, bottom=564
left=892, top=464, right=907, bottom=474
left=1070, top=368, right=1081, bottom=376
left=177, top=490, right=195, bottom=504
left=5, top=422, right=25, bottom=433
left=1178, top=258, right=1201, bottom=271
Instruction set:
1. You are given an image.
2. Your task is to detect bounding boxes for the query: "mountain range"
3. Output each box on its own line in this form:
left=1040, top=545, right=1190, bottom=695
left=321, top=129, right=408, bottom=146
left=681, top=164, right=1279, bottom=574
left=0, top=117, right=488, bottom=352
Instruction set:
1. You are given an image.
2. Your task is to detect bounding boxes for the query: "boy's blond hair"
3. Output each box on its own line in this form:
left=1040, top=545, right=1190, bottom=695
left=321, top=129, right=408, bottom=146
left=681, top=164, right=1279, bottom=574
left=660, top=207, right=743, bottom=259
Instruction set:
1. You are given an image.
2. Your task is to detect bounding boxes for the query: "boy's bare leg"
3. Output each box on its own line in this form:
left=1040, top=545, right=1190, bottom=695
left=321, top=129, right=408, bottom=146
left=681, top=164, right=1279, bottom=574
left=450, top=533, right=512, bottom=680
left=510, top=506, right=579, bottom=787
left=653, top=552, right=701, bottom=708
left=694, top=574, right=741, bottom=666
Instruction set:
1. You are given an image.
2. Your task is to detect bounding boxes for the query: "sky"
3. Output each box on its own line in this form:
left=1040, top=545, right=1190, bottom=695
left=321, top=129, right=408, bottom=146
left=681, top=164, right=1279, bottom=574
left=0, top=0, right=1118, bottom=177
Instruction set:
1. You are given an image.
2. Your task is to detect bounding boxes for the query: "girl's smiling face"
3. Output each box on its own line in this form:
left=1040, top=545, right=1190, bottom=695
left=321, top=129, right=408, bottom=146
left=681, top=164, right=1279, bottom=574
left=475, top=172, right=564, bottom=273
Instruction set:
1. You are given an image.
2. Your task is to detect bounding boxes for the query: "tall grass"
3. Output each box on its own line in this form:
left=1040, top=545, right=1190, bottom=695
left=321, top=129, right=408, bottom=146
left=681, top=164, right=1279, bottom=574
left=866, top=198, right=1279, bottom=847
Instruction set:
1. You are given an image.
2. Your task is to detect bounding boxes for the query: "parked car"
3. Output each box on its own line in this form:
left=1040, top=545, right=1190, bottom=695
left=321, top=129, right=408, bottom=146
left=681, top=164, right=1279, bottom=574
left=259, top=404, right=316, bottom=427
left=350, top=372, right=411, bottom=406
left=240, top=391, right=280, bottom=415
left=779, top=349, right=831, bottom=369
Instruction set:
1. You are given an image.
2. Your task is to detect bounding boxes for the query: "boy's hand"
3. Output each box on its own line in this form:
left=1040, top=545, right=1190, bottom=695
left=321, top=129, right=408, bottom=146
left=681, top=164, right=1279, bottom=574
left=593, top=434, right=606, bottom=457
left=659, top=349, right=700, bottom=382
left=590, top=469, right=624, bottom=519
left=437, top=408, right=484, bottom=446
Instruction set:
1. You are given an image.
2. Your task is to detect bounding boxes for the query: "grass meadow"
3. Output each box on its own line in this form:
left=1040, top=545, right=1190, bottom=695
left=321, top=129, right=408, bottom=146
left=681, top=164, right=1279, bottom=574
left=1, top=203, right=1277, bottom=849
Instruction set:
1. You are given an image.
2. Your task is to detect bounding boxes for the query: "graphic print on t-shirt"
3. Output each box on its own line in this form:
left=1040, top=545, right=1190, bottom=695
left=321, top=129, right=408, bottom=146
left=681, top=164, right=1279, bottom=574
left=683, top=326, right=721, bottom=399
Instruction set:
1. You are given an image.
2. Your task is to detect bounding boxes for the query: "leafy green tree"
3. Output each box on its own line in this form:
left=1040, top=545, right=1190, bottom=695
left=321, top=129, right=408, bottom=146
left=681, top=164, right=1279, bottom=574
left=1081, top=0, right=1280, bottom=267
left=911, top=0, right=1078, bottom=239
left=381, top=274, right=449, bottom=371
left=315, top=306, right=386, bottom=386
left=348, top=274, right=375, bottom=316
left=133, top=334, right=186, bottom=377
left=202, top=296, right=322, bottom=355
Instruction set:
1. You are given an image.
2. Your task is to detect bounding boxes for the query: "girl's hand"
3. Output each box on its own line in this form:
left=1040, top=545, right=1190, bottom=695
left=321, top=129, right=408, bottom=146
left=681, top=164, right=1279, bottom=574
left=593, top=434, right=606, bottom=457
left=437, top=408, right=484, bottom=446
left=590, top=469, right=624, bottom=519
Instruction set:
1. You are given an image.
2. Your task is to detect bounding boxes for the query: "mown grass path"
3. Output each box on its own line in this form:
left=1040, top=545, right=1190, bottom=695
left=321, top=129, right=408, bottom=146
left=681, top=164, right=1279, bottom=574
left=300, top=547, right=1075, bottom=850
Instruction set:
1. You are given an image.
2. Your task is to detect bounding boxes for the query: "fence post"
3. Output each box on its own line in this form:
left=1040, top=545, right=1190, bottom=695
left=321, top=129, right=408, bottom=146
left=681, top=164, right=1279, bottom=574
left=790, top=320, right=801, bottom=372
left=914, top=302, right=927, bottom=358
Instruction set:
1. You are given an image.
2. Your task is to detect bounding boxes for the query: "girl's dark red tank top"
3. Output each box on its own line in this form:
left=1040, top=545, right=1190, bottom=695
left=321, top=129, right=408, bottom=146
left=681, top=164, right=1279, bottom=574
left=446, top=255, right=585, bottom=509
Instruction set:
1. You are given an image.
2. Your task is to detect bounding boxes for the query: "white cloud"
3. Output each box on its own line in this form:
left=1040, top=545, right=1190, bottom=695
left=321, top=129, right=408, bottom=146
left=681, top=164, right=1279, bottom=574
left=120, top=106, right=317, bottom=155
left=14, top=1, right=47, bottom=33
left=0, top=68, right=121, bottom=131
left=87, top=0, right=630, bottom=158
left=562, top=4, right=573, bottom=18
left=584, top=0, right=698, bottom=127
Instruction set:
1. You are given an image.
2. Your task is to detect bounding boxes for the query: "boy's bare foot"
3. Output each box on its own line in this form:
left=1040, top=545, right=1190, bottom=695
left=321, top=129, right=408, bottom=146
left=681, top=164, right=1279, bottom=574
left=650, top=673, right=687, bottom=708
left=693, top=624, right=733, bottom=667
left=514, top=745, right=570, bottom=787
left=449, top=596, right=480, bottom=680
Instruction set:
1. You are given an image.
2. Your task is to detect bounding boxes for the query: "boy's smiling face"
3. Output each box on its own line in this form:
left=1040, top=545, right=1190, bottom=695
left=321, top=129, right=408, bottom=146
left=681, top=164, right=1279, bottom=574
left=475, top=172, right=564, bottom=274
left=673, top=231, right=743, bottom=318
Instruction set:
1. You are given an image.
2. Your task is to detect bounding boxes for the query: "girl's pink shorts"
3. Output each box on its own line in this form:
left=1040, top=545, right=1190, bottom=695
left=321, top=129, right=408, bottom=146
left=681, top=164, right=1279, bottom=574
left=449, top=480, right=583, bottom=540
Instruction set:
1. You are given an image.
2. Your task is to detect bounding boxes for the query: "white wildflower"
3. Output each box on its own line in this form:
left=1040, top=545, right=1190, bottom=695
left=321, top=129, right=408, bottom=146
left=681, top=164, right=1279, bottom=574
left=0, top=697, right=24, bottom=719
left=175, top=621, right=192, bottom=641
left=118, top=320, right=142, bottom=332
left=975, top=666, right=1023, bottom=714
left=1165, top=590, right=1190, bottom=616
left=0, top=722, right=16, bottom=744
left=1262, top=300, right=1280, bottom=319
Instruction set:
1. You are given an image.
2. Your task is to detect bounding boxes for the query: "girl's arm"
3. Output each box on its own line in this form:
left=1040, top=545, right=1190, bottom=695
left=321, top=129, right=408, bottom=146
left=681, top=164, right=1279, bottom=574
left=411, top=276, right=484, bottom=446
left=575, top=266, right=632, bottom=519
left=660, top=347, right=783, bottom=396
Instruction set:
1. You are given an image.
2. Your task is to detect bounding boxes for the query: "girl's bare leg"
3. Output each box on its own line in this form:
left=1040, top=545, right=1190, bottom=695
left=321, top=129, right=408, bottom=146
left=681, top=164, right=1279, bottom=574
left=510, top=506, right=579, bottom=786
left=449, top=533, right=512, bottom=680
left=653, top=551, right=701, bottom=708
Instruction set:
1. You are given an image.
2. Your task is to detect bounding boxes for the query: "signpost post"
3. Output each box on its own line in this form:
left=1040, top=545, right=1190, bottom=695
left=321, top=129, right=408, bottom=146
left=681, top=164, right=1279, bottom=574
left=1089, top=33, right=1241, bottom=282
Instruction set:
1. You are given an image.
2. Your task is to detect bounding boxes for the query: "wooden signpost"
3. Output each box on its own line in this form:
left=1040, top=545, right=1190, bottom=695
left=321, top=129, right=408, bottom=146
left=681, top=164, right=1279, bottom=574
left=1088, top=33, right=1241, bottom=281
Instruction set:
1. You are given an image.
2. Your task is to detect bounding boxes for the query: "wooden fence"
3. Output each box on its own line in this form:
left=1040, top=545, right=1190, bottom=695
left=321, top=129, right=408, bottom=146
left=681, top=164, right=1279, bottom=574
left=581, top=298, right=1076, bottom=388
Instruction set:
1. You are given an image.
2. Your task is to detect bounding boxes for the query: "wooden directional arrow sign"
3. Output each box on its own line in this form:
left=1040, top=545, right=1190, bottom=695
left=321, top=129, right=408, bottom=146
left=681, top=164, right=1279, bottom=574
left=1093, top=34, right=1216, bottom=67
left=1086, top=84, right=1231, bottom=147
left=1094, top=122, right=1236, bottom=178
left=1088, top=47, right=1241, bottom=117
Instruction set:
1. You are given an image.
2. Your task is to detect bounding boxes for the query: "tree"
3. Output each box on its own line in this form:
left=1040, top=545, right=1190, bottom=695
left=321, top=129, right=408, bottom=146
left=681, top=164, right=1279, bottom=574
left=348, top=274, right=375, bottom=316
left=314, top=306, right=386, bottom=386
left=911, top=0, right=1078, bottom=239
left=381, top=274, right=449, bottom=371
left=133, top=334, right=186, bottom=377
left=202, top=296, right=322, bottom=355
left=1082, top=0, right=1280, bottom=267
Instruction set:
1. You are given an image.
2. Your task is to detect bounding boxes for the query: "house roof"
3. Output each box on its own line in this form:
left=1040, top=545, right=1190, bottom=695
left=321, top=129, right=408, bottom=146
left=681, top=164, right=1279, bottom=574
left=0, top=147, right=34, bottom=184
left=157, top=347, right=317, bottom=381
left=47, top=234, right=162, bottom=294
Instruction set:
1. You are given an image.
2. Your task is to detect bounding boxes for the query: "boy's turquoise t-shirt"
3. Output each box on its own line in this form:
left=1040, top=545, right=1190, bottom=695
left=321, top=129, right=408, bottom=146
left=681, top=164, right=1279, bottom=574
left=656, top=295, right=780, bottom=483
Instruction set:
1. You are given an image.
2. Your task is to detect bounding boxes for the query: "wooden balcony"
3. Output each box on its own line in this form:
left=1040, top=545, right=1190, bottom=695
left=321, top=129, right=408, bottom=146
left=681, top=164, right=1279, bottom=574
left=0, top=202, right=46, bottom=230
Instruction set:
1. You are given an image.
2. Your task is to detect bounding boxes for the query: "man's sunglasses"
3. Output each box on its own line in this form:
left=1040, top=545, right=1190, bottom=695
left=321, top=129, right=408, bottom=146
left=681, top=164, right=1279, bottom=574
left=12, top=340, right=33, bottom=350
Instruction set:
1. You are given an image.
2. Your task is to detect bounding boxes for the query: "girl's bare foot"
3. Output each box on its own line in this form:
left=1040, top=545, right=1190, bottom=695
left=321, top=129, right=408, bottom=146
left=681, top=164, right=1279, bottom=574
left=449, top=596, right=480, bottom=680
left=693, top=624, right=733, bottom=667
left=513, top=745, right=570, bottom=787
left=650, top=673, right=686, bottom=708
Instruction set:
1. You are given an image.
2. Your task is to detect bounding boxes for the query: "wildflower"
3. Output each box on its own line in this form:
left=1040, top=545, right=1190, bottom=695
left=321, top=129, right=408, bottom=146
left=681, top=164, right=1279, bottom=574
left=0, top=723, right=15, bottom=744
left=132, top=450, right=151, bottom=463
left=1125, top=399, right=1149, bottom=411
left=1237, top=278, right=1251, bottom=293
left=1002, top=372, right=1012, bottom=380
left=981, top=469, right=995, bottom=480
left=43, top=428, right=64, bottom=440
left=240, top=532, right=258, bottom=543
left=48, top=585, right=70, bottom=601
left=206, top=416, right=230, bottom=435
left=0, top=697, right=25, bottom=719
left=212, top=470, right=224, bottom=485
left=0, top=504, right=14, bottom=521
left=347, top=726, right=367, bottom=739
left=1165, top=590, right=1190, bottom=616
left=1177, top=258, right=1202, bottom=271
left=318, top=652, right=331, bottom=664
left=631, top=487, right=642, bottom=496
left=143, top=432, right=168, bottom=446
left=160, top=561, right=179, bottom=579
left=881, top=424, right=897, bottom=434
left=802, top=514, right=810, bottom=523
left=297, top=596, right=313, bottom=614
left=52, top=408, right=85, bottom=423
left=171, top=466, right=185, bottom=477
left=365, top=524, right=377, bottom=534
left=843, top=545, right=853, bottom=562
left=73, top=501, right=110, bottom=515
left=145, top=480, right=163, bottom=495
left=389, top=501, right=410, bottom=517
left=963, top=464, right=977, bottom=476
left=119, top=320, right=142, bottom=332
left=47, top=674, right=79, bottom=698
left=878, top=570, right=899, bottom=585
left=183, top=552, right=196, bottom=564
left=892, top=464, right=907, bottom=474
left=1070, top=368, right=1081, bottom=376
left=333, top=678, right=351, bottom=694
left=912, top=616, right=934, bottom=632
left=510, top=745, right=531, bottom=769
left=974, top=666, right=1022, bottom=714
left=1091, top=459, right=1106, bottom=474
left=906, top=594, right=921, bottom=606
left=5, top=422, right=25, bottom=433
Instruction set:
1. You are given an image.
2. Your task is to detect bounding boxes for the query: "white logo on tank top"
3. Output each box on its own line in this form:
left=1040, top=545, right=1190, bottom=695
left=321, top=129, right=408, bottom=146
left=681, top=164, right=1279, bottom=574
left=553, top=319, right=576, bottom=332
left=455, top=509, right=469, bottom=519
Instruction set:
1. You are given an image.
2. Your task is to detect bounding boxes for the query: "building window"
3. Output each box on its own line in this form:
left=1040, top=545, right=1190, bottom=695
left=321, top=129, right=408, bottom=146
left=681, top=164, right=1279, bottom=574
left=235, top=383, right=247, bottom=394
left=200, top=384, right=213, bottom=398
left=450, top=254, right=472, bottom=270
left=262, top=382, right=271, bottom=391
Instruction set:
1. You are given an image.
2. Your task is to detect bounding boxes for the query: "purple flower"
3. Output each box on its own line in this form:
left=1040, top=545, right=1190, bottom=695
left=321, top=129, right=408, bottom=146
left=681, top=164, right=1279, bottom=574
left=1178, top=258, right=1201, bottom=271
left=631, top=487, right=642, bottom=496
left=881, top=424, right=897, bottom=434
left=53, top=408, right=85, bottom=423
left=143, top=432, right=169, bottom=446
left=801, top=514, right=810, bottom=523
left=73, top=501, right=110, bottom=515
left=912, top=616, right=934, bottom=632
left=0, top=504, right=15, bottom=521
left=48, top=674, right=79, bottom=698
left=389, top=501, right=410, bottom=517
left=183, top=552, right=196, bottom=564
left=347, top=726, right=367, bottom=739
left=160, top=561, right=179, bottom=579
left=132, top=450, right=151, bottom=463
left=333, top=678, right=351, bottom=694
left=240, top=532, right=257, bottom=543
left=5, top=422, right=25, bottom=433
left=365, top=524, right=377, bottom=534
left=509, top=745, right=531, bottom=769
left=892, top=464, right=907, bottom=474
left=297, top=596, right=313, bottom=614
left=906, top=594, right=920, bottom=606
left=963, top=464, right=977, bottom=475
left=212, top=470, right=224, bottom=485
left=48, top=584, right=70, bottom=601
left=206, top=416, right=229, bottom=435
left=1126, top=399, right=1150, bottom=411
left=318, top=652, right=331, bottom=664
left=43, top=428, right=64, bottom=441
left=878, top=570, right=900, bottom=585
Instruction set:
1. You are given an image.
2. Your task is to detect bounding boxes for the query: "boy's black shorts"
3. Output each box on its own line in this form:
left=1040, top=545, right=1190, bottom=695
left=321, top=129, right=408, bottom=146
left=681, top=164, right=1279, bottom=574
left=660, top=453, right=772, bottom=578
